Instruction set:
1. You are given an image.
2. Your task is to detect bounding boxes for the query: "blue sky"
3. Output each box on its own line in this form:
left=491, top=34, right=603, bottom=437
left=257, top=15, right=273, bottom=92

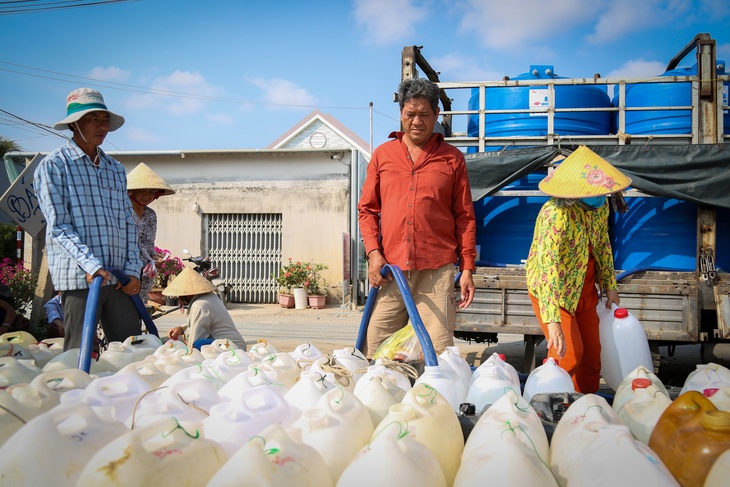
left=1, top=0, right=728, bottom=154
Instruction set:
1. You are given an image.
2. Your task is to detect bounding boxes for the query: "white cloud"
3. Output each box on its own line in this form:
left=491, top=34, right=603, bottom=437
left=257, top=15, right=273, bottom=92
left=587, top=0, right=691, bottom=44
left=354, top=0, right=429, bottom=46
left=127, top=70, right=222, bottom=116
left=249, top=77, right=317, bottom=109
left=458, top=0, right=601, bottom=50
left=205, top=112, right=234, bottom=125
left=89, top=66, right=130, bottom=82
left=605, top=59, right=667, bottom=79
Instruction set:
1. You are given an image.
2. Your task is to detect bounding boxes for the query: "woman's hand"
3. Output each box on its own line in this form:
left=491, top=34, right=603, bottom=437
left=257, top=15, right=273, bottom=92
left=604, top=289, right=620, bottom=308
left=168, top=326, right=185, bottom=342
left=546, top=321, right=566, bottom=358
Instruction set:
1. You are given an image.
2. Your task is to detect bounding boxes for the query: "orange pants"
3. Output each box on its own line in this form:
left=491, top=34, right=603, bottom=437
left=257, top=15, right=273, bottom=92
left=529, top=256, right=601, bottom=393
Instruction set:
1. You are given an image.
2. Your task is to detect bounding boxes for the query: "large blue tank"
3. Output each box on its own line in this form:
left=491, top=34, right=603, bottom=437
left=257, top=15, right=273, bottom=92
left=612, top=61, right=729, bottom=134
left=610, top=197, right=698, bottom=271
left=474, top=172, right=548, bottom=266
left=467, top=65, right=611, bottom=153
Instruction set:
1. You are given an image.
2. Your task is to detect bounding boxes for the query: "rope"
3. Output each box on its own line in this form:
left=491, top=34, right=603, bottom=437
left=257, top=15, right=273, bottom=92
left=357, top=359, right=420, bottom=382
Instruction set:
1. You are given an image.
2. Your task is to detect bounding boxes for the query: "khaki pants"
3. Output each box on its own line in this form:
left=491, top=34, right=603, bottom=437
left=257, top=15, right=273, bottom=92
left=364, top=263, right=456, bottom=359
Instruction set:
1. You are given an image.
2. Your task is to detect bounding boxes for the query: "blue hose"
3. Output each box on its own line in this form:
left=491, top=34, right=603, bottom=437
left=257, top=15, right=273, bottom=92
left=78, top=276, right=102, bottom=373
left=355, top=264, right=438, bottom=366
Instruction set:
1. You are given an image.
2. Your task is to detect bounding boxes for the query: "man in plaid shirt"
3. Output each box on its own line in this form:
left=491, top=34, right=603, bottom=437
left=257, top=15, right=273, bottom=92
left=34, top=88, right=143, bottom=351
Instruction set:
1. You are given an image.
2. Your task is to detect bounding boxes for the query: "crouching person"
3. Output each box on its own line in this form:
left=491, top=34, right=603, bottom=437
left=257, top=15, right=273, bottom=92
left=164, top=267, right=246, bottom=350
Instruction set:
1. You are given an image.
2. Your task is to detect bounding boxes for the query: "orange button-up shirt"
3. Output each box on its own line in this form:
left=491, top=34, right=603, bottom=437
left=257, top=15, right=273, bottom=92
left=358, top=132, right=477, bottom=272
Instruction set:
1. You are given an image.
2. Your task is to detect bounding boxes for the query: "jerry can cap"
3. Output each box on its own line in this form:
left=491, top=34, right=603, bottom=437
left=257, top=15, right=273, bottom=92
left=631, top=378, right=652, bottom=390
left=614, top=307, right=629, bottom=319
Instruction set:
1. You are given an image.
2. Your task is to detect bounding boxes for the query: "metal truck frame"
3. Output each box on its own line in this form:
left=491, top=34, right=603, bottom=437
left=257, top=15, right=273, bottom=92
left=400, top=33, right=730, bottom=371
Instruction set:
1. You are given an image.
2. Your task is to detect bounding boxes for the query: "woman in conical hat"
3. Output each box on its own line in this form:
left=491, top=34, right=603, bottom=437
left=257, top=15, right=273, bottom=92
left=525, top=145, right=631, bottom=393
left=164, top=267, right=246, bottom=350
left=126, top=162, right=175, bottom=303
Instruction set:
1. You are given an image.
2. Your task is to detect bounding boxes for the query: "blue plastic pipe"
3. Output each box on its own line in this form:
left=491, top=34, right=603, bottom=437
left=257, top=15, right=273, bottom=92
left=78, top=276, right=102, bottom=373
left=355, top=264, right=438, bottom=366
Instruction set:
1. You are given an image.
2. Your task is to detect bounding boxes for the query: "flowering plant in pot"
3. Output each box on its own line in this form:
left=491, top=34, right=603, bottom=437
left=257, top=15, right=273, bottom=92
left=306, top=263, right=328, bottom=309
left=273, top=259, right=310, bottom=308
left=153, top=247, right=185, bottom=288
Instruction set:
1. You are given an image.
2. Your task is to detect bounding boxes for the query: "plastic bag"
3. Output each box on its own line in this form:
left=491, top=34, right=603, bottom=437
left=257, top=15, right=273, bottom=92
left=373, top=324, right=422, bottom=362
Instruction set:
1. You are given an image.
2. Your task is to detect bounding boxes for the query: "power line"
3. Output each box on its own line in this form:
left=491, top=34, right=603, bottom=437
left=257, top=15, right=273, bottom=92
left=0, top=0, right=140, bottom=15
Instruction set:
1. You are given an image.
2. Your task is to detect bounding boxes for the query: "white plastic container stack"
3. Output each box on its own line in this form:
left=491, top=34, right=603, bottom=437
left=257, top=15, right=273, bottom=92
left=705, top=448, right=730, bottom=487
left=0, top=402, right=128, bottom=486
left=466, top=389, right=550, bottom=463
left=288, top=342, right=324, bottom=367
left=285, top=369, right=333, bottom=416
left=203, top=384, right=295, bottom=456
left=200, top=338, right=241, bottom=360
left=455, top=422, right=559, bottom=487
left=614, top=378, right=672, bottom=444
left=292, top=407, right=367, bottom=484
left=77, top=416, right=227, bottom=486
left=471, top=352, right=521, bottom=389
left=567, top=424, right=679, bottom=486
left=116, top=357, right=170, bottom=388
left=338, top=420, right=447, bottom=487
left=207, top=424, right=333, bottom=487
left=439, top=346, right=473, bottom=391
left=373, top=383, right=464, bottom=485
left=680, top=362, right=730, bottom=396
left=612, top=364, right=668, bottom=413
left=315, top=386, right=373, bottom=446
left=26, top=340, right=64, bottom=368
left=550, top=394, right=623, bottom=485
left=0, top=356, right=42, bottom=387
left=523, top=357, right=575, bottom=402
left=60, top=370, right=152, bottom=424
left=598, top=302, right=654, bottom=392
left=131, top=376, right=221, bottom=428
left=466, top=361, right=521, bottom=413
left=705, top=386, right=730, bottom=411
left=414, top=364, right=468, bottom=412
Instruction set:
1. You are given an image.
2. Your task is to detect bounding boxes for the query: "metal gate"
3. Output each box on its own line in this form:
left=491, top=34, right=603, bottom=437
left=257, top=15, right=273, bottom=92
left=204, top=213, right=282, bottom=303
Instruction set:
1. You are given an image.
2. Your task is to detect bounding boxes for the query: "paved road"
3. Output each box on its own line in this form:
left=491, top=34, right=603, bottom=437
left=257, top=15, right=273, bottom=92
left=151, top=302, right=714, bottom=391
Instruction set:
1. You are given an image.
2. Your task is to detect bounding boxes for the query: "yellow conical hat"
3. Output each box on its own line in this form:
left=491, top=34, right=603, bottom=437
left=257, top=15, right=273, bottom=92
left=538, top=145, right=631, bottom=198
left=162, top=266, right=215, bottom=296
left=127, top=163, right=175, bottom=195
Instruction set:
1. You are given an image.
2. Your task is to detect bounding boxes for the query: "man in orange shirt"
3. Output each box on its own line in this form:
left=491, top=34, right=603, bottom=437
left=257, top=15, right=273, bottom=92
left=358, top=78, right=477, bottom=358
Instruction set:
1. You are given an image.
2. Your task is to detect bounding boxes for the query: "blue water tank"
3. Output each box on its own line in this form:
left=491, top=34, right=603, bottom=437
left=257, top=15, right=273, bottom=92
left=610, top=197, right=698, bottom=271
left=612, top=61, right=729, bottom=134
left=467, top=65, right=611, bottom=153
left=474, top=172, right=548, bottom=266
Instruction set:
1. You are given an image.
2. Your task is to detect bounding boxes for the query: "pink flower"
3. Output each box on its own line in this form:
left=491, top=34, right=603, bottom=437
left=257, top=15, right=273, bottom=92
left=585, top=169, right=606, bottom=186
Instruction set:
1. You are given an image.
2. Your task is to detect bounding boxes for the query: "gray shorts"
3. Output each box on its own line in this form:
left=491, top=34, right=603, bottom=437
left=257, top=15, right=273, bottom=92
left=61, top=285, right=141, bottom=351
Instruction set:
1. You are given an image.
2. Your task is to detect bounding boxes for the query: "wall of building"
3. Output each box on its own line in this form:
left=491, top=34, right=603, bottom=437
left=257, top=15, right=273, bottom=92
left=115, top=149, right=352, bottom=300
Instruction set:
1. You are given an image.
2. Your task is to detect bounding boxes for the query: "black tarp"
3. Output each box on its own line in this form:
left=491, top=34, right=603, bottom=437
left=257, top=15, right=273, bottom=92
left=465, top=143, right=730, bottom=209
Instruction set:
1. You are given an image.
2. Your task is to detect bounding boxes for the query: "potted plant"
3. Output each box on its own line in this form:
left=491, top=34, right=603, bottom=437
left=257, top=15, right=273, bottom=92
left=306, top=263, right=328, bottom=309
left=273, top=258, right=310, bottom=308
left=151, top=247, right=184, bottom=304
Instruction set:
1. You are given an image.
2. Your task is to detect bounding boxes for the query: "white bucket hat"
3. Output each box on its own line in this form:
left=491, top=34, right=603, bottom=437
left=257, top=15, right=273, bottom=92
left=54, top=88, right=125, bottom=131
left=162, top=267, right=216, bottom=297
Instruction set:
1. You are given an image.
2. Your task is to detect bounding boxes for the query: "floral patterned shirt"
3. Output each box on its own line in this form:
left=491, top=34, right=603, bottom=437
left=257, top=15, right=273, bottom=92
left=525, top=198, right=617, bottom=323
left=133, top=206, right=157, bottom=302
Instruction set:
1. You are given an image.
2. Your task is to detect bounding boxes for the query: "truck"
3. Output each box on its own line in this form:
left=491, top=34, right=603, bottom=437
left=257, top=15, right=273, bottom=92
left=400, top=33, right=730, bottom=371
